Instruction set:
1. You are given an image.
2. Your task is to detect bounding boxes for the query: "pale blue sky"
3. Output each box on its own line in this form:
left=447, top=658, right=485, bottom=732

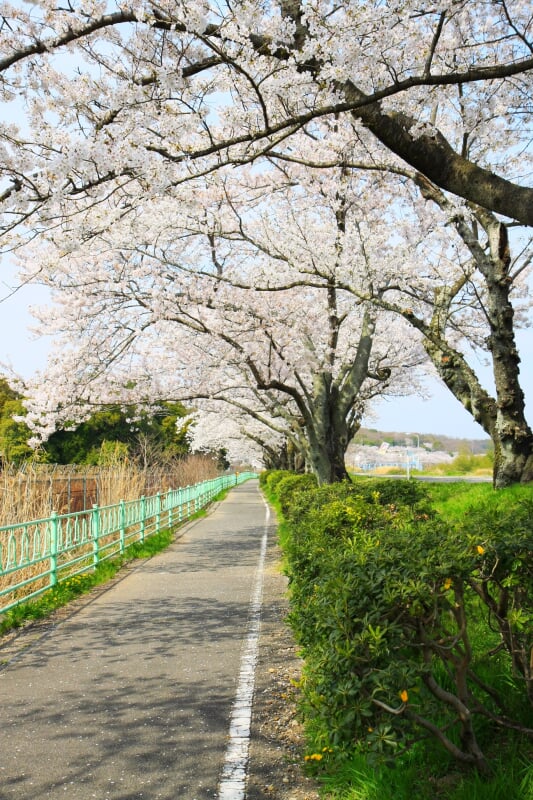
left=372, top=329, right=532, bottom=440
left=2, top=263, right=531, bottom=441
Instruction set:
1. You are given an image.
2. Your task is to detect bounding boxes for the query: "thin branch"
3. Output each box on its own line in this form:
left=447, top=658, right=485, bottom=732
left=424, top=11, right=447, bottom=78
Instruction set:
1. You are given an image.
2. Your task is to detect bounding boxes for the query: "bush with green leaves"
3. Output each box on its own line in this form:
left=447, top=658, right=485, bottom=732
left=269, top=478, right=533, bottom=774
left=275, top=473, right=318, bottom=515
left=259, top=469, right=293, bottom=492
left=355, top=476, right=431, bottom=509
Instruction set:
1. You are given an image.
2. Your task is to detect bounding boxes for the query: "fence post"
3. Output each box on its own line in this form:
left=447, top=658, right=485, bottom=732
left=140, top=496, right=146, bottom=543
left=49, top=512, right=59, bottom=588
left=156, top=491, right=161, bottom=532
left=167, top=489, right=173, bottom=528
left=92, top=504, right=100, bottom=568
left=119, top=500, right=126, bottom=554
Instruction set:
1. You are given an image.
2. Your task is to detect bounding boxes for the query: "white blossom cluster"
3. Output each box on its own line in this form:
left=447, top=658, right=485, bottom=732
left=0, top=1, right=531, bottom=471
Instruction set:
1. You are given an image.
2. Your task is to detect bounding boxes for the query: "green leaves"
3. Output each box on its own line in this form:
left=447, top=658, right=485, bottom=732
left=268, top=474, right=533, bottom=771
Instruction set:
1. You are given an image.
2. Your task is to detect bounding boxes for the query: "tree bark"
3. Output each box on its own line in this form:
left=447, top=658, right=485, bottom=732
left=306, top=397, right=351, bottom=484
left=475, top=219, right=533, bottom=487
left=344, top=83, right=533, bottom=226
left=423, top=331, right=533, bottom=488
left=302, top=303, right=381, bottom=485
left=405, top=179, right=533, bottom=488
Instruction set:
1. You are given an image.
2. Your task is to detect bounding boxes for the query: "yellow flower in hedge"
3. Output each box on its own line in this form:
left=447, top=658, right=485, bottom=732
left=399, top=690, right=409, bottom=703
left=443, top=578, right=453, bottom=591
left=477, top=545, right=485, bottom=555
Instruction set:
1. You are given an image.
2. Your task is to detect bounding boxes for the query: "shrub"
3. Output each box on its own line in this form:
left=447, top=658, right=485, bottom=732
left=275, top=473, right=318, bottom=515
left=259, top=469, right=294, bottom=493
left=270, top=479, right=533, bottom=774
left=353, top=476, right=430, bottom=508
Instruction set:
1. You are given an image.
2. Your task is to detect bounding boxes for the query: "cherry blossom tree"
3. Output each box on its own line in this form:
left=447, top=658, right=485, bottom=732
left=214, top=151, right=533, bottom=486
left=1, top=1, right=531, bottom=483
left=396, top=178, right=533, bottom=488
left=0, top=0, right=532, bottom=246
left=18, top=166, right=424, bottom=484
left=187, top=403, right=296, bottom=472
left=24, top=295, right=415, bottom=484
left=313, top=162, right=533, bottom=487
left=234, top=111, right=533, bottom=487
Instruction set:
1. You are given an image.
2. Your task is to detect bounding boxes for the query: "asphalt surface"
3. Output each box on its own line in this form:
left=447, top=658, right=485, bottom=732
left=0, top=480, right=275, bottom=800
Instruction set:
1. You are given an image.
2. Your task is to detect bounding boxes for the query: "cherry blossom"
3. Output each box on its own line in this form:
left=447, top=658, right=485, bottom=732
left=1, top=1, right=532, bottom=483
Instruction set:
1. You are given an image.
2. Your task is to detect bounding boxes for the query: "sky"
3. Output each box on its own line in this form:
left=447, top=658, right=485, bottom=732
left=2, top=261, right=531, bottom=441
left=371, top=328, right=533, bottom=440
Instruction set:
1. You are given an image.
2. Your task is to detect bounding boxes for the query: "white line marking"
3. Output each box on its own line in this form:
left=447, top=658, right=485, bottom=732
left=217, top=497, right=270, bottom=800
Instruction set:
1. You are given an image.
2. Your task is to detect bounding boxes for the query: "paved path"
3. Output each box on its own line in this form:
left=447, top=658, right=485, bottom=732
left=0, top=480, right=275, bottom=800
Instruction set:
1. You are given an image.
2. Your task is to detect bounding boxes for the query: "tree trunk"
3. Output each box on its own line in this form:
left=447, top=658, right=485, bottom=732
left=424, top=337, right=533, bottom=488
left=479, top=221, right=533, bottom=487
left=408, top=196, right=533, bottom=489
left=305, top=379, right=351, bottom=484
left=306, top=426, right=350, bottom=484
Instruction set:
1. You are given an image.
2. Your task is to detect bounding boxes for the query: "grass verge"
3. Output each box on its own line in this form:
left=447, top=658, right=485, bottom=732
left=314, top=744, right=533, bottom=800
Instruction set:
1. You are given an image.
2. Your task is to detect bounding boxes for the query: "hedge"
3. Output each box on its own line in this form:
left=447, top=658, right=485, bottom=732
left=265, top=473, right=533, bottom=774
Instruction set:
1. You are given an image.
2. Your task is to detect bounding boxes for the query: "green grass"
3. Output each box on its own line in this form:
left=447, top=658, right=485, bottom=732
left=425, top=480, right=531, bottom=518
left=315, top=740, right=533, bottom=800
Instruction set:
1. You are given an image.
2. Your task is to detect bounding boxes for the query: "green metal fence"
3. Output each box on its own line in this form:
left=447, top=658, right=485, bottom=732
left=0, top=472, right=257, bottom=614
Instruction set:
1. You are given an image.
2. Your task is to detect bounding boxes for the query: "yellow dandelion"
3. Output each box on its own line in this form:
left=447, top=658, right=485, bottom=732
left=400, top=690, right=409, bottom=703
left=477, top=545, right=485, bottom=555
left=443, top=578, right=453, bottom=591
